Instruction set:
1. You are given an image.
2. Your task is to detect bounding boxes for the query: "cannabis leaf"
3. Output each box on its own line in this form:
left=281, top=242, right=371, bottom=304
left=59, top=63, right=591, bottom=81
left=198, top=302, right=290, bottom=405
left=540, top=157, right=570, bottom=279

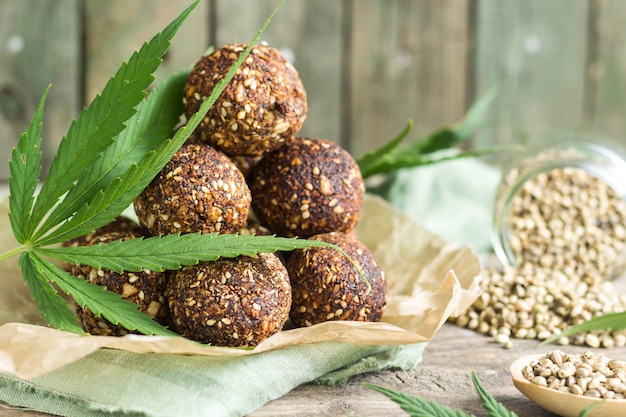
left=364, top=370, right=519, bottom=417
left=27, top=3, right=200, bottom=243
left=8, top=86, right=48, bottom=244
left=19, top=252, right=81, bottom=333
left=363, top=382, right=474, bottom=417
left=540, top=311, right=626, bottom=346
left=39, top=234, right=333, bottom=274
left=2, top=0, right=318, bottom=337
left=356, top=87, right=512, bottom=179
left=471, top=371, right=518, bottom=417
left=44, top=68, right=190, bottom=235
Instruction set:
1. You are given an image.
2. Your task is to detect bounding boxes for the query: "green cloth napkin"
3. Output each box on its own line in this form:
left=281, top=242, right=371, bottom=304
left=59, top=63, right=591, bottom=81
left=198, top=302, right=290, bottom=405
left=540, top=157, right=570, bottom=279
left=0, top=158, right=497, bottom=417
left=0, top=343, right=425, bottom=417
left=380, top=157, right=502, bottom=257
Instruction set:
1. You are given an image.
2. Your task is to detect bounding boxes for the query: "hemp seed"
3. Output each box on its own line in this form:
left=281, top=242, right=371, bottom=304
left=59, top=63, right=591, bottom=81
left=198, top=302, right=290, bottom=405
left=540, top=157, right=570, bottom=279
left=457, top=163, right=626, bottom=347
left=525, top=350, right=626, bottom=400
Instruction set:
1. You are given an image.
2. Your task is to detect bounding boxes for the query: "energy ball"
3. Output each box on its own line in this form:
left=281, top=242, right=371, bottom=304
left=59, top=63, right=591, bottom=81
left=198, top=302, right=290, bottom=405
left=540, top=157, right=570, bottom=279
left=134, top=143, right=251, bottom=235
left=250, top=137, right=364, bottom=237
left=167, top=253, right=291, bottom=347
left=287, top=232, right=386, bottom=327
left=183, top=43, right=307, bottom=157
left=71, top=231, right=170, bottom=336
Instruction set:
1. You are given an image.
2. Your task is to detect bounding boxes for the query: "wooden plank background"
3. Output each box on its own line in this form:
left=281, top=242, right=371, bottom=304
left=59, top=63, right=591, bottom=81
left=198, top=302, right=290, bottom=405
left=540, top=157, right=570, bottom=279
left=1, top=0, right=626, bottom=182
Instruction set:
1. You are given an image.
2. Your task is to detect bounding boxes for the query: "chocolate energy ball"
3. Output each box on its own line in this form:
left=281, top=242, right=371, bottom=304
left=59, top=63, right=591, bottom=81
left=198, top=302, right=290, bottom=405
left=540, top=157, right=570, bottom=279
left=134, top=143, right=251, bottom=235
left=250, top=137, right=364, bottom=237
left=167, top=253, right=291, bottom=347
left=287, top=232, right=386, bottom=327
left=71, top=231, right=170, bottom=336
left=183, top=43, right=307, bottom=157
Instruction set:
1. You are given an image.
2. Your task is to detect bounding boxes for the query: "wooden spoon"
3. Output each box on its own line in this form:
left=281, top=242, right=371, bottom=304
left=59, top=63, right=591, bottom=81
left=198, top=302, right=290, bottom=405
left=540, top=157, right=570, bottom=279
left=510, top=354, right=626, bottom=417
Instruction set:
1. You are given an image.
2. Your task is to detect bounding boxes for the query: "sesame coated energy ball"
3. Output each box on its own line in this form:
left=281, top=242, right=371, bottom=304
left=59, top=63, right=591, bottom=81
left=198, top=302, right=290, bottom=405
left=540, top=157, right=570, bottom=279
left=183, top=43, right=307, bottom=157
left=71, top=231, right=170, bottom=336
left=249, top=137, right=364, bottom=238
left=287, top=232, right=386, bottom=328
left=167, top=253, right=291, bottom=347
left=134, top=143, right=251, bottom=236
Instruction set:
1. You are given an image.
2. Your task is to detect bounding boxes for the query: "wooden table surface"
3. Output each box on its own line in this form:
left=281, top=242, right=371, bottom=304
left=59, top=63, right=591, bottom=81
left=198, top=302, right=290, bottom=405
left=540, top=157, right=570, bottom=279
left=2, top=321, right=625, bottom=417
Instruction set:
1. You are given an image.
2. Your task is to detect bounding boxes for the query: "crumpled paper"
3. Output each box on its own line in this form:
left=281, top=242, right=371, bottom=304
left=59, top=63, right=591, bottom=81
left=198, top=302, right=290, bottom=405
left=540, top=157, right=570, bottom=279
left=0, top=194, right=482, bottom=380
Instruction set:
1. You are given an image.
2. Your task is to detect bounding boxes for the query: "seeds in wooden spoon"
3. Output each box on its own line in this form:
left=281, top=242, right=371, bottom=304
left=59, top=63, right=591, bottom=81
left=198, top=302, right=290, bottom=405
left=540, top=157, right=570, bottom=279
left=523, top=350, right=626, bottom=399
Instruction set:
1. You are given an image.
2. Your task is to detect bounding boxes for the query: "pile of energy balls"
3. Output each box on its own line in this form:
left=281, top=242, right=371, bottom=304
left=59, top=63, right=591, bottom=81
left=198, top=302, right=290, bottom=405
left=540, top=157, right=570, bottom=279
left=67, top=44, right=387, bottom=347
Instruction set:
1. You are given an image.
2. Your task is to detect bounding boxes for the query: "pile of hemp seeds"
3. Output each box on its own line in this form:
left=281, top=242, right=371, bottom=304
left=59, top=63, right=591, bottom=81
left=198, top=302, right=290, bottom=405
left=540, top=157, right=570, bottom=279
left=523, top=350, right=626, bottom=398
left=454, top=161, right=626, bottom=349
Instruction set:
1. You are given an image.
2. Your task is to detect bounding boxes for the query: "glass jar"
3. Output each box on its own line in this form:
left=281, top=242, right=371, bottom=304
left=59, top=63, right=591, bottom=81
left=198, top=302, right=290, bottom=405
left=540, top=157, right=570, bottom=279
left=491, top=136, right=626, bottom=280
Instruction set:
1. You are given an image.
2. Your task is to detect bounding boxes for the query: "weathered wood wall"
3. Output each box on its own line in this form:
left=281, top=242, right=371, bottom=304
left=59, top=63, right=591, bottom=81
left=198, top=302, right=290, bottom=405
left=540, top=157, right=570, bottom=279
left=1, top=0, right=625, bottom=182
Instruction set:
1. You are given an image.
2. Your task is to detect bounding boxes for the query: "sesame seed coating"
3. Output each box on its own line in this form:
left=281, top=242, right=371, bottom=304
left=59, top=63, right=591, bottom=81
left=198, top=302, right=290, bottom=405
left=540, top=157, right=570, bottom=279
left=167, top=253, right=291, bottom=347
left=250, top=137, right=364, bottom=237
left=134, top=143, right=251, bottom=235
left=183, top=43, right=307, bottom=157
left=71, top=231, right=170, bottom=336
left=287, top=232, right=386, bottom=327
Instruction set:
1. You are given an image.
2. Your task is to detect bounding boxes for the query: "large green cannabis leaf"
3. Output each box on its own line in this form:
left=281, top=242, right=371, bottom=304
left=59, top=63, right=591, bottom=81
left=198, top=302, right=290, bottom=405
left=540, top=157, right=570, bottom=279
left=1, top=0, right=334, bottom=337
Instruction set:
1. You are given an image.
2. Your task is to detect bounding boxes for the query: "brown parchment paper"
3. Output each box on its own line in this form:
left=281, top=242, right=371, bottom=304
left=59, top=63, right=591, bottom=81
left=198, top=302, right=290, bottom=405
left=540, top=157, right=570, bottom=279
left=0, top=194, right=482, bottom=379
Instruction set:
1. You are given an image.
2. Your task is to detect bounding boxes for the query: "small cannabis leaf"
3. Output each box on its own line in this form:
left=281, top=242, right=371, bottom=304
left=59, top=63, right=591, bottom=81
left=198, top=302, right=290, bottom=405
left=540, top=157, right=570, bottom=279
left=471, top=371, right=518, bottom=417
left=540, top=311, right=626, bottom=346
left=363, top=382, right=474, bottom=417
left=356, top=87, right=512, bottom=179
left=364, top=370, right=519, bottom=417
left=1, top=0, right=332, bottom=337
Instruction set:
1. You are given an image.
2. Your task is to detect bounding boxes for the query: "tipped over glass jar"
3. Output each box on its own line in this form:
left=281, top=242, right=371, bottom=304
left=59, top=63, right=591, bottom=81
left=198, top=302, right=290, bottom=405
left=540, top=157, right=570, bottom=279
left=492, top=136, right=626, bottom=281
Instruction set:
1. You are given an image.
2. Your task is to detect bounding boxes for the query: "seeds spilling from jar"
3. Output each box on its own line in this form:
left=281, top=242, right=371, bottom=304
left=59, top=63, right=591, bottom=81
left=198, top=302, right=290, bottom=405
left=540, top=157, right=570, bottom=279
left=509, top=167, right=626, bottom=279
left=523, top=350, right=626, bottom=399
left=456, top=165, right=626, bottom=347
